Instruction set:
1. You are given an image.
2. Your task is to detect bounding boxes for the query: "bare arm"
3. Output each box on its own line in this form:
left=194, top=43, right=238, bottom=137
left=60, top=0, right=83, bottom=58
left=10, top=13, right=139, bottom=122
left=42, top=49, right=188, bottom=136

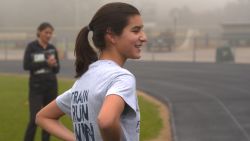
left=36, top=100, right=75, bottom=141
left=97, top=95, right=125, bottom=141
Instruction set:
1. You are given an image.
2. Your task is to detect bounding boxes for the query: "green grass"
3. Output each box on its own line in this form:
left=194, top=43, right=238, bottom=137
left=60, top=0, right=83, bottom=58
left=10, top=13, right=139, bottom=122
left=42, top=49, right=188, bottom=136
left=0, top=74, right=162, bottom=141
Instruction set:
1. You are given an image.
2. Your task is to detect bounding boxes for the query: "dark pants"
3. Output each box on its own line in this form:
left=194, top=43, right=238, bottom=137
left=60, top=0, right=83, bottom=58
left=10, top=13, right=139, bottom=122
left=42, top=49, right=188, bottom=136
left=24, top=81, right=57, bottom=141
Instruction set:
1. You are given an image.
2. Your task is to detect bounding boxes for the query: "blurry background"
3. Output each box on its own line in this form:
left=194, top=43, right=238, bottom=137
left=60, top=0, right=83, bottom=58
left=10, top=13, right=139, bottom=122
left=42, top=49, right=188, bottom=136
left=1, top=1, right=250, bottom=141
left=1, top=0, right=249, bottom=63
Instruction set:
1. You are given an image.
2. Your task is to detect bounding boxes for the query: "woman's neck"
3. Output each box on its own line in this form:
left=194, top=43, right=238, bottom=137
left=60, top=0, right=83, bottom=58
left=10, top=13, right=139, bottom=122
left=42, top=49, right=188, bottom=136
left=99, top=50, right=126, bottom=67
left=38, top=38, right=48, bottom=49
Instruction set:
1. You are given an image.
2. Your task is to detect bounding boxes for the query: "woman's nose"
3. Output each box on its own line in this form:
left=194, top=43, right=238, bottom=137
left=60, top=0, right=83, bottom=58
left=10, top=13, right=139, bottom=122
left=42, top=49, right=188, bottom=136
left=140, top=31, right=147, bottom=42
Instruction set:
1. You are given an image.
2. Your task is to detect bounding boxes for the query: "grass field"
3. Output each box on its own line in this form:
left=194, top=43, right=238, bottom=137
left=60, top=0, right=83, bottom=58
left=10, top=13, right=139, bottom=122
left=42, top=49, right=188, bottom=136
left=0, top=74, right=162, bottom=141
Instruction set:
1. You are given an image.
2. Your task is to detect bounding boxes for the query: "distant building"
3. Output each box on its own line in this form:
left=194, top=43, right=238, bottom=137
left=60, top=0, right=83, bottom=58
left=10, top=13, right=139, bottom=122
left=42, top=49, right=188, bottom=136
left=222, top=22, right=250, bottom=47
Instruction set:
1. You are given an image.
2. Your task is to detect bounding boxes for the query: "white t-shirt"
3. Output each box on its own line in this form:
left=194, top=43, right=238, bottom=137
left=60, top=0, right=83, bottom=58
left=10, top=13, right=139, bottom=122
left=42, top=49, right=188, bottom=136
left=56, top=60, right=140, bottom=141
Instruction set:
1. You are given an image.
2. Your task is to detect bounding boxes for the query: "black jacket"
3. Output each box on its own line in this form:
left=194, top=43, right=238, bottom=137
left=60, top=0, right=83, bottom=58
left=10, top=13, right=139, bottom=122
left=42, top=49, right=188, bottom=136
left=23, top=40, right=60, bottom=88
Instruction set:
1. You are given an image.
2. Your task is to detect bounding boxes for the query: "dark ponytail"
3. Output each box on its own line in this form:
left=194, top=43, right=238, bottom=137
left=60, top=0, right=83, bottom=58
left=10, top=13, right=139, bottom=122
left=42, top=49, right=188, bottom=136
left=74, top=26, right=98, bottom=78
left=74, top=2, right=140, bottom=78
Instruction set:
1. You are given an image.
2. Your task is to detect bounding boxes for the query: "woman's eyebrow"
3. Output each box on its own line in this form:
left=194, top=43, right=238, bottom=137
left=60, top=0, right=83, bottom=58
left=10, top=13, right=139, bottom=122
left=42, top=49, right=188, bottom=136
left=131, top=25, right=144, bottom=30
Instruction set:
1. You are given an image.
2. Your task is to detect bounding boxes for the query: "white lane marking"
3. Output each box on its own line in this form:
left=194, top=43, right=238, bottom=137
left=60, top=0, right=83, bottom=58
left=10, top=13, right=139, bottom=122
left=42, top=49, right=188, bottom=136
left=146, top=79, right=250, bottom=141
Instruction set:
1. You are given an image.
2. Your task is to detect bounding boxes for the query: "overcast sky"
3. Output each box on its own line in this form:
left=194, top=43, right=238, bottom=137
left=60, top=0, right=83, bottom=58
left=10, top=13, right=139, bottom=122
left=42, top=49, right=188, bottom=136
left=155, top=0, right=238, bottom=12
left=0, top=0, right=242, bottom=28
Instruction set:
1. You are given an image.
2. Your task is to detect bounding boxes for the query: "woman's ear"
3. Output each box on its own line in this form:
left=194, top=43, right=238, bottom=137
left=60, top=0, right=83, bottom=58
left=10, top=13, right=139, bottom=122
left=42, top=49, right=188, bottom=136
left=105, top=28, right=117, bottom=44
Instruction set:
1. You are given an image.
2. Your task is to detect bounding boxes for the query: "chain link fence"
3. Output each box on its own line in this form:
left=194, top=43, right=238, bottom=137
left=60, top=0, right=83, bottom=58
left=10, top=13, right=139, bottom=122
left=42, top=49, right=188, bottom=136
left=0, top=32, right=250, bottom=64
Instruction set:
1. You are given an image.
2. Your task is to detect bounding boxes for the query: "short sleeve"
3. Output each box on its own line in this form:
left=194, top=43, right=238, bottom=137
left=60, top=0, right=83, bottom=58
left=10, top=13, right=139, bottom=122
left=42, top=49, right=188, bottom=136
left=106, top=73, right=137, bottom=112
left=56, top=89, right=72, bottom=116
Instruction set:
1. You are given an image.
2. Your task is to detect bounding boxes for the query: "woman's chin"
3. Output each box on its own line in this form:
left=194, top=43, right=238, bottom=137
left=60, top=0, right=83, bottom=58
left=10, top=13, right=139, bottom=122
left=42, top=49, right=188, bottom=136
left=130, top=55, right=141, bottom=59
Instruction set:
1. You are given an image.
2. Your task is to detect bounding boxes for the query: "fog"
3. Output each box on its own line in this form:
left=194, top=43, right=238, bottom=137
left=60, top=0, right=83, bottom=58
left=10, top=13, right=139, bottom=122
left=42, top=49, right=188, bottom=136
left=0, top=0, right=249, bottom=43
left=1, top=2, right=250, bottom=141
left=156, top=0, right=237, bottom=12
left=0, top=0, right=243, bottom=28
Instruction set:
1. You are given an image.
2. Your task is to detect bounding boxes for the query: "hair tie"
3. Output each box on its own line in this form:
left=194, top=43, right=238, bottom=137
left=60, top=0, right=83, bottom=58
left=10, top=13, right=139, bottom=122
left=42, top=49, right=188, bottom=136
left=87, top=25, right=92, bottom=31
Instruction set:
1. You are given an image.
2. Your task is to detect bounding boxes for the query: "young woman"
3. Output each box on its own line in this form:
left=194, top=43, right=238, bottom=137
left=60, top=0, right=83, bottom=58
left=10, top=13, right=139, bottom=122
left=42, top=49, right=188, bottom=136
left=36, top=2, right=147, bottom=141
left=23, top=22, right=60, bottom=141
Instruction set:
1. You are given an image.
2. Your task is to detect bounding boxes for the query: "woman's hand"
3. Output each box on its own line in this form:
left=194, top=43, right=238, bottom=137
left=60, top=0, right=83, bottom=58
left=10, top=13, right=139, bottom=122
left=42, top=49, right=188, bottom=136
left=36, top=100, right=75, bottom=141
left=47, top=55, right=57, bottom=67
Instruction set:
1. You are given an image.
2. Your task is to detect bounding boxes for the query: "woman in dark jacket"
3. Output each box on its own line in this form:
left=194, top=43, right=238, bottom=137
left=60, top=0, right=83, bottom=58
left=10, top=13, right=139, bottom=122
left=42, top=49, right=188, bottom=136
left=23, top=22, right=60, bottom=141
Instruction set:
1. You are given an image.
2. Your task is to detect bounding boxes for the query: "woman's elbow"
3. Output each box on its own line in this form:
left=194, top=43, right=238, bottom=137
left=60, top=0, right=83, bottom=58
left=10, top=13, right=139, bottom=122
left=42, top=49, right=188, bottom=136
left=97, top=116, right=116, bottom=130
left=35, top=111, right=43, bottom=126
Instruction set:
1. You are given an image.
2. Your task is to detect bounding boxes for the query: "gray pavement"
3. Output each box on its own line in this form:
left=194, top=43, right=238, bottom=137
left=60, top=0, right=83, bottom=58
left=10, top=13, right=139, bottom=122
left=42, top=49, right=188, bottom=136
left=0, top=60, right=250, bottom=141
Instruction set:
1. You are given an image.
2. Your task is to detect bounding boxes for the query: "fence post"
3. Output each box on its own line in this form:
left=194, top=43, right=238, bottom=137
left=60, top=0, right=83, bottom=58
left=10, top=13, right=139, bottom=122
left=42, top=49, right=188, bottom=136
left=151, top=51, right=155, bottom=61
left=193, top=37, right=197, bottom=62
left=64, top=38, right=68, bottom=60
left=4, top=41, right=8, bottom=61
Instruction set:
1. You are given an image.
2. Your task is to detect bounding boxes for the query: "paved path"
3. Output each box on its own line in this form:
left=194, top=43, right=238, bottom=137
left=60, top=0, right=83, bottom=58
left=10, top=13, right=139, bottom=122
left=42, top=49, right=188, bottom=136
left=0, top=60, right=250, bottom=141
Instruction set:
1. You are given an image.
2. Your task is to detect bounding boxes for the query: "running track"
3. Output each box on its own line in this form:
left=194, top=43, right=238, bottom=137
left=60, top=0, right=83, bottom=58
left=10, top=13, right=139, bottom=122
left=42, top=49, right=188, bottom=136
left=1, top=60, right=250, bottom=141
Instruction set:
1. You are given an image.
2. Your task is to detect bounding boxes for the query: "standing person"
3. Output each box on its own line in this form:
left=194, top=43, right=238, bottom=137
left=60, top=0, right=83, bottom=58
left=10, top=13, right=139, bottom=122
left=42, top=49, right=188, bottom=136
left=23, top=22, right=60, bottom=141
left=36, top=2, right=147, bottom=141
